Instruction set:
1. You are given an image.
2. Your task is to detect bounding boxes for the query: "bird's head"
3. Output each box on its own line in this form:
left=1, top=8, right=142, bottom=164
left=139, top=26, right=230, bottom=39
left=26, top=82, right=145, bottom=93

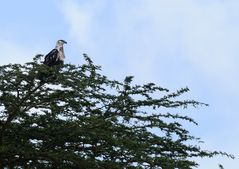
left=56, top=39, right=67, bottom=46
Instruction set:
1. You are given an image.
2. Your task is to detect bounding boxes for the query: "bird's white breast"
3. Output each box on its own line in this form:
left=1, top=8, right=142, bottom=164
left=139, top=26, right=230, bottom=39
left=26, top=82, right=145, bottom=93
left=56, top=46, right=65, bottom=61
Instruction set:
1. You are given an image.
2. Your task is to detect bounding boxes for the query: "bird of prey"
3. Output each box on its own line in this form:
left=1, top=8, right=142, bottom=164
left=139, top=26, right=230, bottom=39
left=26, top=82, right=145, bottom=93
left=43, top=40, right=67, bottom=67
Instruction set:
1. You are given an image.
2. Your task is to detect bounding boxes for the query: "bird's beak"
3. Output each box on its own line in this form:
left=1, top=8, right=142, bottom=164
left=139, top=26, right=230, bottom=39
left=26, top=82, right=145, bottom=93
left=62, top=40, right=67, bottom=44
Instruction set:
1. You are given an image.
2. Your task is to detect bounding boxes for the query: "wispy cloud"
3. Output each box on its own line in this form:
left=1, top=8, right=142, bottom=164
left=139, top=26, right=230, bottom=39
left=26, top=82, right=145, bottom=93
left=59, top=0, right=239, bottom=94
left=60, top=0, right=108, bottom=50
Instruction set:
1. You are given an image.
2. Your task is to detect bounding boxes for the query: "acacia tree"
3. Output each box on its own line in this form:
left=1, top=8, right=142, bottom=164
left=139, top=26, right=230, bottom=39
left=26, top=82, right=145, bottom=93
left=0, top=54, right=232, bottom=169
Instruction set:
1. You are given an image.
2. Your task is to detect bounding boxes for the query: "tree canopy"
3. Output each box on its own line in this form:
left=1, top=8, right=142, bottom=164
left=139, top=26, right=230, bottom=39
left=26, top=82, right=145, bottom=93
left=0, top=54, right=233, bottom=169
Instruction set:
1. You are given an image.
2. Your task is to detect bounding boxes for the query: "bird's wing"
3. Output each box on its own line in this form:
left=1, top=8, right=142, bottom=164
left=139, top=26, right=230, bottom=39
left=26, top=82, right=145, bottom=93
left=43, top=49, right=58, bottom=66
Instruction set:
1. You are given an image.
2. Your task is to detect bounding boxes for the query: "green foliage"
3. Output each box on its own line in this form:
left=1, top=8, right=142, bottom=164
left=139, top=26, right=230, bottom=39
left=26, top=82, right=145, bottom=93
left=0, top=55, right=233, bottom=169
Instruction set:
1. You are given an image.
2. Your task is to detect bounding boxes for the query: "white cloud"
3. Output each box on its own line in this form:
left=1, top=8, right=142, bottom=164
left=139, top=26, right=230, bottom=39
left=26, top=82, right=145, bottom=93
left=59, top=0, right=239, bottom=94
left=60, top=1, right=90, bottom=44
left=59, top=0, right=108, bottom=50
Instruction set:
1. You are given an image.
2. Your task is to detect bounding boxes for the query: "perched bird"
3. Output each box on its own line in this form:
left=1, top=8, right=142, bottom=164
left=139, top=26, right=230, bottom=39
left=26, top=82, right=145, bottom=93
left=43, top=40, right=67, bottom=67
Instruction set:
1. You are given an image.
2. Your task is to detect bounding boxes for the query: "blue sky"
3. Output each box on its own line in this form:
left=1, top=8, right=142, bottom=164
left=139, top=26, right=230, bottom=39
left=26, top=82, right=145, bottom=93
left=0, top=0, right=238, bottom=168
